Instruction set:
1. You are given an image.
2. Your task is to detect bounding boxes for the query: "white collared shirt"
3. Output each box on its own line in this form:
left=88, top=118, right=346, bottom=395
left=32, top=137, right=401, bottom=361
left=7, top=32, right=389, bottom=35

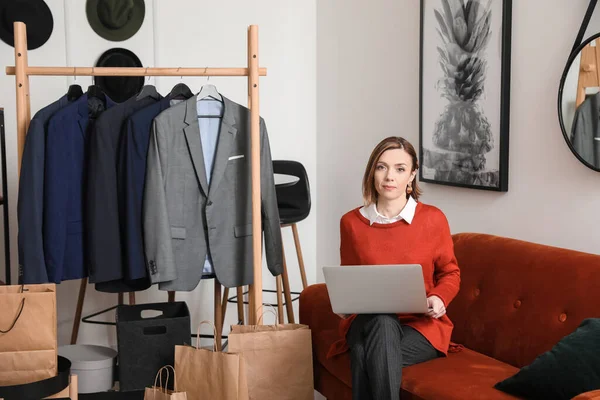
left=359, top=196, right=417, bottom=225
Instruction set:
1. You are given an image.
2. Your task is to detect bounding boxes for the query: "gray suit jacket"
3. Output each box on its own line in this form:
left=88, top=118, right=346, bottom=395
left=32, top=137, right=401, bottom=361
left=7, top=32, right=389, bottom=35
left=571, top=93, right=600, bottom=169
left=143, top=95, right=283, bottom=291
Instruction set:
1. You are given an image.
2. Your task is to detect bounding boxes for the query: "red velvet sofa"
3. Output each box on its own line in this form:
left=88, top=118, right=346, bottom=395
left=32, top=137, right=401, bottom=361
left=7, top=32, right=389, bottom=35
left=300, top=233, right=600, bottom=399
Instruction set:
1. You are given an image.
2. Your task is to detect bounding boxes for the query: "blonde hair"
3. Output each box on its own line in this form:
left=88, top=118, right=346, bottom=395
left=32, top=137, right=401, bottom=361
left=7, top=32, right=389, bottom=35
left=362, top=136, right=422, bottom=205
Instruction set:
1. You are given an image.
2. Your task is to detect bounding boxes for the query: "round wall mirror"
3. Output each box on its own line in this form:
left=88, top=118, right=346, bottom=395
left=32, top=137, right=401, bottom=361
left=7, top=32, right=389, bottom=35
left=559, top=32, right=600, bottom=172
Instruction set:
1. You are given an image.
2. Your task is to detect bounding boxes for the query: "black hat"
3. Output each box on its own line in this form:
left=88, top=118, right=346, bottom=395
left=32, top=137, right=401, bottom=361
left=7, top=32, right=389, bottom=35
left=94, top=48, right=144, bottom=103
left=86, top=0, right=145, bottom=42
left=0, top=0, right=53, bottom=50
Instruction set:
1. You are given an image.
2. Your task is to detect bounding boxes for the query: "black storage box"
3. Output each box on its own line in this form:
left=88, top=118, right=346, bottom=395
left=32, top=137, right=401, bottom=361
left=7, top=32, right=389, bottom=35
left=116, top=301, right=190, bottom=391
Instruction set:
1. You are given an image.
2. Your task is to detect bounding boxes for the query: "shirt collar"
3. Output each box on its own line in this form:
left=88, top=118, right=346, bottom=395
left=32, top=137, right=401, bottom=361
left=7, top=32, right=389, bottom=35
left=364, top=196, right=417, bottom=225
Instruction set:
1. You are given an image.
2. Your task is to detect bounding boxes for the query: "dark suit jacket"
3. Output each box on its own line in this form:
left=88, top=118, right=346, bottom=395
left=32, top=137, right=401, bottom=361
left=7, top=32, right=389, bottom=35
left=86, top=94, right=159, bottom=292
left=44, top=94, right=115, bottom=283
left=117, top=97, right=174, bottom=286
left=18, top=95, right=73, bottom=284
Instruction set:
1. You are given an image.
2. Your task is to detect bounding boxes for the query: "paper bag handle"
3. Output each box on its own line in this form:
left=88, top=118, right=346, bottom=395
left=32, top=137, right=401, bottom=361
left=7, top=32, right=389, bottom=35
left=195, top=320, right=218, bottom=352
left=254, top=304, right=280, bottom=329
left=152, top=365, right=177, bottom=396
left=0, top=285, right=26, bottom=334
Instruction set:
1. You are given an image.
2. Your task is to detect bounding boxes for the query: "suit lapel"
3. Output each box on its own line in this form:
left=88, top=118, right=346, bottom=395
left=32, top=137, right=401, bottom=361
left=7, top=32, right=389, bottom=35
left=183, top=96, right=209, bottom=196
left=208, top=97, right=237, bottom=199
left=76, top=93, right=116, bottom=138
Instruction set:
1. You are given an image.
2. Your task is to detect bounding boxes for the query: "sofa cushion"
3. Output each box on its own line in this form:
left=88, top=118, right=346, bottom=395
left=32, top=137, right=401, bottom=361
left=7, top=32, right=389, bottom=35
left=402, top=347, right=520, bottom=400
left=313, top=326, right=521, bottom=399
left=495, top=318, right=600, bottom=400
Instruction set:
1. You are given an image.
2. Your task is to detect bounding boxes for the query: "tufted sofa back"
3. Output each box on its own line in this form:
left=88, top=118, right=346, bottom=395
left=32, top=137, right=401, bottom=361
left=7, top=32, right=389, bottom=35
left=447, top=233, right=600, bottom=368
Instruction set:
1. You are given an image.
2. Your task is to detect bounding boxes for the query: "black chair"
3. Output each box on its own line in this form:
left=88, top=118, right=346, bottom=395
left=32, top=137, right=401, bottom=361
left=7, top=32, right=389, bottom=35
left=273, top=160, right=310, bottom=291
left=227, top=160, right=311, bottom=324
left=268, top=160, right=311, bottom=323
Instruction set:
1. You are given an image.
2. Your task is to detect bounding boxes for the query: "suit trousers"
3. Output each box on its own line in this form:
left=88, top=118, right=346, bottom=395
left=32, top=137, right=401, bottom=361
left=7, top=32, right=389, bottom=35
left=346, top=314, right=439, bottom=400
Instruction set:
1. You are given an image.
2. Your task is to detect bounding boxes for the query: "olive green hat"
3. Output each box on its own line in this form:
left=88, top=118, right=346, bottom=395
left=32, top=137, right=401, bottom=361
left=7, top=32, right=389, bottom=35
left=86, top=0, right=145, bottom=42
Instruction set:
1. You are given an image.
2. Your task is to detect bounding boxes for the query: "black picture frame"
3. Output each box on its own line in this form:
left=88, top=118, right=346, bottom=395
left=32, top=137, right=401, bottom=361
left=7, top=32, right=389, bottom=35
left=419, top=0, right=512, bottom=192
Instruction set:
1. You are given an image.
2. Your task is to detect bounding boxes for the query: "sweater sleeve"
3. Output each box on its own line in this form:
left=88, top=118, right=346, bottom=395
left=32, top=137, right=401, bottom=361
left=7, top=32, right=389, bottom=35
left=428, top=210, right=461, bottom=307
left=339, top=214, right=359, bottom=266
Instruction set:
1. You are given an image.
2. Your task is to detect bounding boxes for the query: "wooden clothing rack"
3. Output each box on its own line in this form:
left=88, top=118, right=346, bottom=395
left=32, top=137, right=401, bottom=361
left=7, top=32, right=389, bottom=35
left=577, top=38, right=600, bottom=107
left=5, top=21, right=275, bottom=347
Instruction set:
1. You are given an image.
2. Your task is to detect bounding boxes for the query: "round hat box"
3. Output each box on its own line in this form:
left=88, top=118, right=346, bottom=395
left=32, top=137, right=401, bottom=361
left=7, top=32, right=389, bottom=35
left=58, top=344, right=117, bottom=393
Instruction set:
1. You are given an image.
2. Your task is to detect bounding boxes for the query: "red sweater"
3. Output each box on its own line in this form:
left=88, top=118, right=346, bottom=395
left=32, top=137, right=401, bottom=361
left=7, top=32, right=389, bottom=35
left=327, top=202, right=461, bottom=359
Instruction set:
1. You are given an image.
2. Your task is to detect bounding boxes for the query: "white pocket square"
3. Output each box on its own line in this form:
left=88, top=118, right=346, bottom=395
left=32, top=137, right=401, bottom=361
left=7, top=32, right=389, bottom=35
left=228, top=155, right=245, bottom=160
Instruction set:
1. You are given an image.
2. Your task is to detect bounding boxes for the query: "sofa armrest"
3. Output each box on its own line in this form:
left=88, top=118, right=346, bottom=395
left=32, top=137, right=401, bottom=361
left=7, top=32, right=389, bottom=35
left=572, top=390, right=600, bottom=400
left=299, top=283, right=341, bottom=333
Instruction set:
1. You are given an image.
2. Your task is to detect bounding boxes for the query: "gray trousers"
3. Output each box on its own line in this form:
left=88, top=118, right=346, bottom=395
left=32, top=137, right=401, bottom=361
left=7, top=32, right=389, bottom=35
left=346, top=314, right=439, bottom=400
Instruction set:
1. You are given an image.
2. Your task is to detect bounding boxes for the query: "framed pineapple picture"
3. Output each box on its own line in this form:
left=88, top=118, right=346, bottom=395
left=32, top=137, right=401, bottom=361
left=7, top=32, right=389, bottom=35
left=419, top=0, right=512, bottom=191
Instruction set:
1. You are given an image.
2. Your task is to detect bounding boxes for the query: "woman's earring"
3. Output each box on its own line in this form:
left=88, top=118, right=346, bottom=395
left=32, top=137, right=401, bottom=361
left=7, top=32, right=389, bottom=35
left=406, top=182, right=413, bottom=194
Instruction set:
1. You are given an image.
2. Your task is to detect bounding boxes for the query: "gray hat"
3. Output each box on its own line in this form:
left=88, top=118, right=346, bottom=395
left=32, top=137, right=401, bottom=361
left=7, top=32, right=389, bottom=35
left=86, top=0, right=145, bottom=42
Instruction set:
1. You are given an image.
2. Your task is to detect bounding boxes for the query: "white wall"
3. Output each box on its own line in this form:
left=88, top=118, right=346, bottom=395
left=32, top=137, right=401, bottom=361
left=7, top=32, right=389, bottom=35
left=316, top=0, right=600, bottom=282
left=0, top=0, right=316, bottom=347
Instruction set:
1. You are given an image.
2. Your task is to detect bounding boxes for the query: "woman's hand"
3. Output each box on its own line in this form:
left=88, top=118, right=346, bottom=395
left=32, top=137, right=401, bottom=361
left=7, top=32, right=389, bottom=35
left=427, top=295, right=446, bottom=318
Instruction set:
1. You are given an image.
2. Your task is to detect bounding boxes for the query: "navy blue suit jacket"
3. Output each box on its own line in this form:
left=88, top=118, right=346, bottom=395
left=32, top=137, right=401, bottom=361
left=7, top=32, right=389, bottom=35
left=18, top=95, right=73, bottom=284
left=118, top=97, right=173, bottom=284
left=43, top=94, right=115, bottom=283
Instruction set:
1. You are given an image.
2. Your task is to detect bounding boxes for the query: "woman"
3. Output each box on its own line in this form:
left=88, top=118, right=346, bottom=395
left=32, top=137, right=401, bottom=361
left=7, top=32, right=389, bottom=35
left=327, top=136, right=461, bottom=400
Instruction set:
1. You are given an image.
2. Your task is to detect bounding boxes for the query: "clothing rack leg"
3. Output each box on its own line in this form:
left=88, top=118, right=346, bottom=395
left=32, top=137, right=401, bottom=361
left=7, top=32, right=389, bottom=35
left=69, top=375, right=78, bottom=400
left=214, top=279, right=222, bottom=351
left=247, top=25, right=262, bottom=325
left=118, top=292, right=123, bottom=305
left=129, top=292, right=136, bottom=305
left=168, top=291, right=175, bottom=303
left=70, top=278, right=87, bottom=344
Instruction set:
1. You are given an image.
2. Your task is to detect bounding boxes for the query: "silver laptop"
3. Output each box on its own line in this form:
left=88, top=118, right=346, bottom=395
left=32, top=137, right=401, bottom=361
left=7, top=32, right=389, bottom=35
left=322, top=264, right=429, bottom=314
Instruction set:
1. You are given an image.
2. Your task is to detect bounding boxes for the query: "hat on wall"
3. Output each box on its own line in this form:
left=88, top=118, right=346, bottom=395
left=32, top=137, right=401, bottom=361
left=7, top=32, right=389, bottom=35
left=86, top=0, right=145, bottom=42
left=0, top=0, right=54, bottom=50
left=94, top=47, right=144, bottom=103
